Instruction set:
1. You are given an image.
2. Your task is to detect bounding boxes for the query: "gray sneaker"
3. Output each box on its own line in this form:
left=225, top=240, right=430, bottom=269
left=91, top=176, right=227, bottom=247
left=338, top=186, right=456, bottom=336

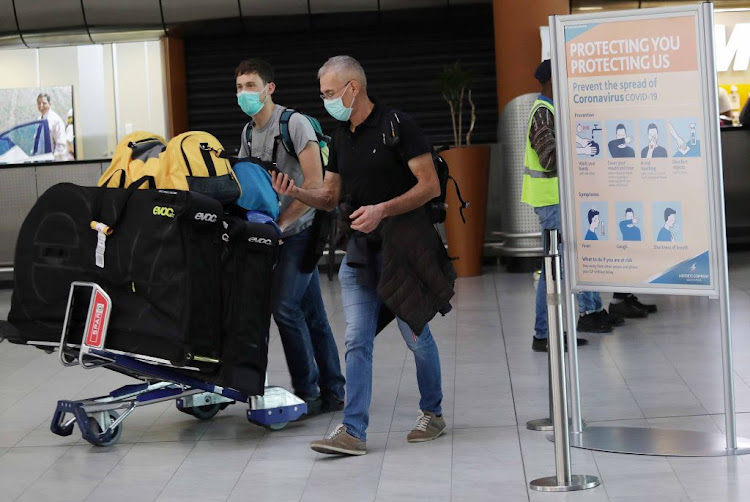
left=310, top=424, right=367, bottom=456
left=407, top=411, right=446, bottom=443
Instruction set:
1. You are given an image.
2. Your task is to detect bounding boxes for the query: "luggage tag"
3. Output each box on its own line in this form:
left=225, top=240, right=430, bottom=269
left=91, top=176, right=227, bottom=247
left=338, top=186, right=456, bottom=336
left=90, top=221, right=113, bottom=268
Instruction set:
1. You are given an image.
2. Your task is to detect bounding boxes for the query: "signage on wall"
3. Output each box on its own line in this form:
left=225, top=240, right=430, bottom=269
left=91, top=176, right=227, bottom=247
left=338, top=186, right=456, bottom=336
left=543, top=21, right=750, bottom=72
left=715, top=23, right=750, bottom=72
left=550, top=5, right=724, bottom=295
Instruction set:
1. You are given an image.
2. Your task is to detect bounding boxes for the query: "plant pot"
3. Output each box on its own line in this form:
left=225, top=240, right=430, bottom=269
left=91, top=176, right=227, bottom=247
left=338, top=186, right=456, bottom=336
left=441, top=145, right=491, bottom=278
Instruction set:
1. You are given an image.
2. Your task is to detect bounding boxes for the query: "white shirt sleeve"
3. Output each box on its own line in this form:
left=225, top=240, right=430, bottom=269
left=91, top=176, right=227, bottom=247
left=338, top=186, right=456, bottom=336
left=47, top=111, right=69, bottom=161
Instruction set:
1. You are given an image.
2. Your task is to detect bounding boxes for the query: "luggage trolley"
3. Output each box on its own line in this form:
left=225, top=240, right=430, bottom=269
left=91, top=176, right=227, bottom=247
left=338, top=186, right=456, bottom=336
left=44, top=281, right=306, bottom=446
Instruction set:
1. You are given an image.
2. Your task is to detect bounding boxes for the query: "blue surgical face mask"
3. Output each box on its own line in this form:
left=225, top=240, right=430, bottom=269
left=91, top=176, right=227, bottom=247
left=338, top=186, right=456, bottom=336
left=323, top=82, right=354, bottom=122
left=237, top=85, right=268, bottom=117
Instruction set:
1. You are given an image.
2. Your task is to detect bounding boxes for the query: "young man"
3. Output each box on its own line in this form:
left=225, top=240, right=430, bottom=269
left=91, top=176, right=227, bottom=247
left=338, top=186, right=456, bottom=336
left=235, top=59, right=345, bottom=415
left=521, top=60, right=619, bottom=351
left=271, top=55, right=453, bottom=456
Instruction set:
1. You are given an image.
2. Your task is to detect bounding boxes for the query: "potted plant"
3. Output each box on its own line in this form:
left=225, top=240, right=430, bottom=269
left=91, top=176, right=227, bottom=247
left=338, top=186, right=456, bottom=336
left=438, top=62, right=491, bottom=278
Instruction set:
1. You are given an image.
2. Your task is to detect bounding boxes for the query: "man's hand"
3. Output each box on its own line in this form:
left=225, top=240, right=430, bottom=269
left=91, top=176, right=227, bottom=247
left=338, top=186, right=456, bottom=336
left=271, top=171, right=297, bottom=197
left=350, top=204, right=385, bottom=234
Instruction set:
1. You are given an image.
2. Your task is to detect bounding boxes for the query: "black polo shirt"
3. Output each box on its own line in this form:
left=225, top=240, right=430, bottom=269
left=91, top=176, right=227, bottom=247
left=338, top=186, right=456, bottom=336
left=326, top=102, right=432, bottom=207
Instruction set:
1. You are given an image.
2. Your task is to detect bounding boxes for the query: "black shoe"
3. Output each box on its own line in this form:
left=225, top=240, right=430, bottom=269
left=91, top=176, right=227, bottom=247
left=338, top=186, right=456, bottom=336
left=609, top=301, right=648, bottom=319
left=577, top=312, right=614, bottom=333
left=532, top=335, right=588, bottom=352
left=299, top=395, right=323, bottom=417
left=567, top=335, right=589, bottom=348
left=320, top=389, right=345, bottom=413
left=599, top=309, right=624, bottom=327
left=627, top=295, right=657, bottom=313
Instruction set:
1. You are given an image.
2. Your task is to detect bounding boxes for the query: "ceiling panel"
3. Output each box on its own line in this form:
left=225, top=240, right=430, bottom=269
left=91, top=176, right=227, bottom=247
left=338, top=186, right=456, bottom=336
left=161, top=0, right=240, bottom=25
left=14, top=0, right=91, bottom=47
left=240, top=0, right=308, bottom=16
left=379, top=0, right=446, bottom=9
left=84, top=0, right=165, bottom=43
left=309, top=0, right=377, bottom=14
left=0, top=0, right=23, bottom=47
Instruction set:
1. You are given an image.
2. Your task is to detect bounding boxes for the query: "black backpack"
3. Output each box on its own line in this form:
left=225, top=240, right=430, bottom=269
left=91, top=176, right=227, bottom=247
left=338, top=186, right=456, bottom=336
left=381, top=109, right=468, bottom=224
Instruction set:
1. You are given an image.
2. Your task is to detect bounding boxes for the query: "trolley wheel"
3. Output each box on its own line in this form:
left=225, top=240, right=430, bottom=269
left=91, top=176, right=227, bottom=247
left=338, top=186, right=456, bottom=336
left=265, top=421, right=289, bottom=431
left=86, top=411, right=122, bottom=447
left=177, top=403, right=224, bottom=420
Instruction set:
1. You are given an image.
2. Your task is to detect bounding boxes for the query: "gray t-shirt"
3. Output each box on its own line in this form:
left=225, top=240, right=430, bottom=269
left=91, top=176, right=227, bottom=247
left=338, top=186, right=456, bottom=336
left=239, top=104, right=317, bottom=237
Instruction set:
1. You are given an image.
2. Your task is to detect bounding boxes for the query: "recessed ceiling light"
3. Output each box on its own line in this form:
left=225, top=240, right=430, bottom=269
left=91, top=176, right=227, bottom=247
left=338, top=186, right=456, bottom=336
left=578, top=6, right=604, bottom=10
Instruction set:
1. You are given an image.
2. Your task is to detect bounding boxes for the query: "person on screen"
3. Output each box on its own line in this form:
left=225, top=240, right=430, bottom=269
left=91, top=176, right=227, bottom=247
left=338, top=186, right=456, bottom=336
left=641, top=123, right=667, bottom=158
left=65, top=108, right=75, bottom=159
left=37, top=93, right=73, bottom=161
left=585, top=209, right=600, bottom=240
left=608, top=123, right=635, bottom=158
left=619, top=208, right=642, bottom=241
left=657, top=207, right=677, bottom=242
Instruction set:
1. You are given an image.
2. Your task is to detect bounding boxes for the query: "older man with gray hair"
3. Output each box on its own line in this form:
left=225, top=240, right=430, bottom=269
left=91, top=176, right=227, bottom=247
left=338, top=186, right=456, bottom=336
left=271, top=55, right=454, bottom=456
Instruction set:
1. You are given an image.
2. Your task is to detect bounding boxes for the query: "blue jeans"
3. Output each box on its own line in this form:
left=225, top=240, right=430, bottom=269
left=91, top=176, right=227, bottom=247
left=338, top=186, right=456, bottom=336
left=577, top=291, right=603, bottom=315
left=534, top=205, right=603, bottom=339
left=271, top=227, right=345, bottom=400
left=339, top=254, right=443, bottom=441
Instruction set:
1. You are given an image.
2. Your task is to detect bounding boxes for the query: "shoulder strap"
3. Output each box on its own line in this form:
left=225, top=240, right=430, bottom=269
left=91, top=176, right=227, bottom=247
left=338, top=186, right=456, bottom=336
left=381, top=108, right=401, bottom=147
left=278, top=108, right=297, bottom=156
left=244, top=121, right=253, bottom=145
left=447, top=174, right=469, bottom=224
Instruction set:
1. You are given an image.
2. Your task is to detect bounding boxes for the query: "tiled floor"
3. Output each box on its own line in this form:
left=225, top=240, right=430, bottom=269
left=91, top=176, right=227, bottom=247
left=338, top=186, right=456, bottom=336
left=2, top=252, right=750, bottom=501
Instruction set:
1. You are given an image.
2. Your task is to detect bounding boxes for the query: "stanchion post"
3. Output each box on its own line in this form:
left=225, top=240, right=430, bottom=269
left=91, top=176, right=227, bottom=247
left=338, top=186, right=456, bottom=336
left=526, top=352, right=555, bottom=431
left=530, top=229, right=600, bottom=492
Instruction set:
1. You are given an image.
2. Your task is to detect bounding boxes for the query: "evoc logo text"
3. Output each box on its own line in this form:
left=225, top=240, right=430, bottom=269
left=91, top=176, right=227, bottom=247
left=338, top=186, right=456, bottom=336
left=194, top=212, right=218, bottom=223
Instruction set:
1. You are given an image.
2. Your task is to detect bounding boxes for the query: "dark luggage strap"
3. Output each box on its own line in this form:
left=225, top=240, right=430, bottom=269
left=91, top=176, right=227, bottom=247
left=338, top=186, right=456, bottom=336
left=432, top=146, right=469, bottom=224
left=199, top=143, right=218, bottom=177
left=448, top=175, right=469, bottom=224
left=102, top=169, right=127, bottom=189
left=91, top=175, right=156, bottom=232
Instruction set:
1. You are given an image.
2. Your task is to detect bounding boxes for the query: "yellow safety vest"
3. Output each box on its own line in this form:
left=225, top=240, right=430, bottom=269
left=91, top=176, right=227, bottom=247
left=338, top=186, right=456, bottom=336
left=521, top=98, right=559, bottom=207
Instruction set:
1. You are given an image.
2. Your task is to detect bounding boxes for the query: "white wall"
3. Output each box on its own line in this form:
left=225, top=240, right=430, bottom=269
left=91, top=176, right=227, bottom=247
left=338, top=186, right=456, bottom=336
left=113, top=41, right=168, bottom=143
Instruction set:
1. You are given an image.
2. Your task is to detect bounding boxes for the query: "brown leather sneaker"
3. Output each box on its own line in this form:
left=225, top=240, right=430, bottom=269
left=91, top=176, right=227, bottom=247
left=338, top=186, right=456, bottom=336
left=407, top=411, right=446, bottom=443
left=310, top=424, right=367, bottom=456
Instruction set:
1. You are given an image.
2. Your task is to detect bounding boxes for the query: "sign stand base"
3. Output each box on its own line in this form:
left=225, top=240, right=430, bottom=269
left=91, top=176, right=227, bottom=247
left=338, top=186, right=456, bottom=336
left=530, top=475, right=600, bottom=492
left=561, top=426, right=750, bottom=456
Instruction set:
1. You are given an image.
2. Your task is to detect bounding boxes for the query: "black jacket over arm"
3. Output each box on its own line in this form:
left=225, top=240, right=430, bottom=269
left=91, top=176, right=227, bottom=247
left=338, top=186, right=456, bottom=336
left=376, top=209, right=456, bottom=335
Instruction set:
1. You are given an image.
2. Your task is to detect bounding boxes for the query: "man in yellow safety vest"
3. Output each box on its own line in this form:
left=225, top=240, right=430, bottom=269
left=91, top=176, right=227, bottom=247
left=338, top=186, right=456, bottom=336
left=522, top=60, right=623, bottom=353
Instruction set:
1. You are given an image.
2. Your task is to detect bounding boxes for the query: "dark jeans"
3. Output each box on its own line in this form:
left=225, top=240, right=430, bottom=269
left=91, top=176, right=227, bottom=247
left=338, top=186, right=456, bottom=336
left=271, top=227, right=345, bottom=400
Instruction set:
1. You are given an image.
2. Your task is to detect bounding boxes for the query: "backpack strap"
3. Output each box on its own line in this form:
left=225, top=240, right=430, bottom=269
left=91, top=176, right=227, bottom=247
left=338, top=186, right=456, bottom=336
left=278, top=108, right=297, bottom=158
left=244, top=121, right=253, bottom=154
left=199, top=142, right=218, bottom=177
left=447, top=175, right=469, bottom=223
left=276, top=108, right=331, bottom=172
